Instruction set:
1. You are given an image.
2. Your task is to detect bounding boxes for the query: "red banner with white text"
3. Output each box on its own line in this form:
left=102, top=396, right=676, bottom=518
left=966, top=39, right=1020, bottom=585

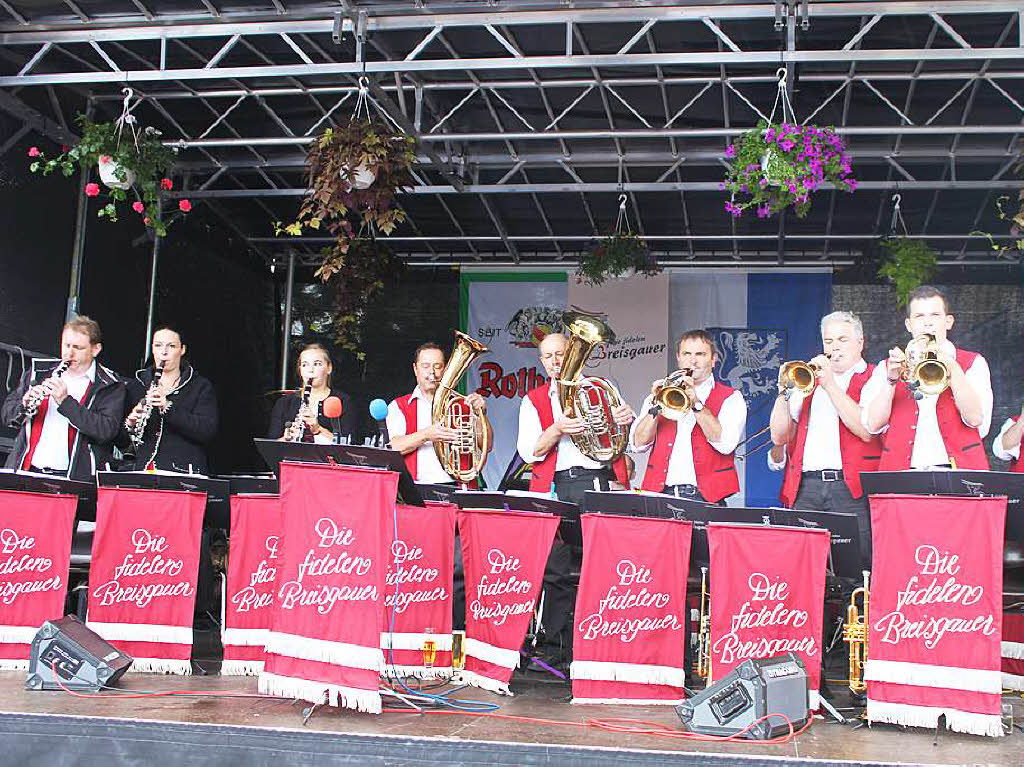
left=459, top=507, right=559, bottom=695
left=382, top=501, right=457, bottom=679
left=222, top=494, right=281, bottom=676
left=0, top=490, right=77, bottom=669
left=87, top=487, right=205, bottom=674
left=258, top=462, right=397, bottom=713
left=708, top=523, right=828, bottom=709
left=571, top=514, right=692, bottom=705
left=866, top=494, right=1005, bottom=737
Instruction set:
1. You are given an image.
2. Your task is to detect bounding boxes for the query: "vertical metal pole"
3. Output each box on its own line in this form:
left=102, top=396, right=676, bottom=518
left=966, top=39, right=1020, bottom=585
left=142, top=232, right=161, bottom=367
left=65, top=100, right=95, bottom=321
left=279, top=251, right=296, bottom=390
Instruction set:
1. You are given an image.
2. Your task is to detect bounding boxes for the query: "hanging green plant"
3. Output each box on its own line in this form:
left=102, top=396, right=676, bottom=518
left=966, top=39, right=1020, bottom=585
left=28, top=115, right=185, bottom=237
left=577, top=195, right=660, bottom=285
left=877, top=237, right=937, bottom=305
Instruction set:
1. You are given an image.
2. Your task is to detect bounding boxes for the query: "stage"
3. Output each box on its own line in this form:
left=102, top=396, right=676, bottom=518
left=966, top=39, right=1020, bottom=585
left=0, top=668, right=1018, bottom=767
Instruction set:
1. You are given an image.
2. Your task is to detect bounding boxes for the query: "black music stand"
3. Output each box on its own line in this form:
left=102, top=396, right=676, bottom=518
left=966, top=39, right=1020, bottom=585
left=215, top=474, right=280, bottom=496
left=96, top=471, right=230, bottom=528
left=0, top=468, right=95, bottom=519
left=417, top=483, right=459, bottom=504
left=254, top=438, right=423, bottom=506
left=451, top=491, right=582, bottom=545
left=777, top=507, right=864, bottom=579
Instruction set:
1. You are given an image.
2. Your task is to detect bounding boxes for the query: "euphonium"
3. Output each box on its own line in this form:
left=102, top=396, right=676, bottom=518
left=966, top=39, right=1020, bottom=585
left=843, top=569, right=870, bottom=695
left=127, top=360, right=165, bottom=451
left=289, top=377, right=313, bottom=442
left=696, top=565, right=712, bottom=683
left=779, top=360, right=823, bottom=395
left=653, top=369, right=693, bottom=420
left=903, top=333, right=949, bottom=396
left=432, top=330, right=493, bottom=483
left=558, top=311, right=629, bottom=462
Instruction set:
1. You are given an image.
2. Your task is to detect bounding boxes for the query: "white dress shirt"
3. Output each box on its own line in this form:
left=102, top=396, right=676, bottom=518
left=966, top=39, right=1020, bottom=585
left=629, top=375, right=747, bottom=487
left=784, top=359, right=867, bottom=472
left=859, top=342, right=992, bottom=469
left=517, top=384, right=604, bottom=471
left=993, top=417, right=1020, bottom=463
left=386, top=386, right=452, bottom=484
left=31, top=362, right=96, bottom=471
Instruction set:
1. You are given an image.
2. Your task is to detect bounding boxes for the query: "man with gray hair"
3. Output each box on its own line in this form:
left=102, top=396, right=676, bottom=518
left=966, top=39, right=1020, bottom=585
left=768, top=310, right=881, bottom=562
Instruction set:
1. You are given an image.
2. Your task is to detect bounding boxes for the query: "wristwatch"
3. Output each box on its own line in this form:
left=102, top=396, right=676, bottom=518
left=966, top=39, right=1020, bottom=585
left=692, top=399, right=704, bottom=413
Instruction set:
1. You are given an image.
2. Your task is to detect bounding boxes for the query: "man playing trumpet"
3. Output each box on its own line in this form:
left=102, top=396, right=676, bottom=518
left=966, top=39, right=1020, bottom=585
left=630, top=330, right=746, bottom=503
left=768, top=311, right=881, bottom=561
left=861, top=286, right=991, bottom=470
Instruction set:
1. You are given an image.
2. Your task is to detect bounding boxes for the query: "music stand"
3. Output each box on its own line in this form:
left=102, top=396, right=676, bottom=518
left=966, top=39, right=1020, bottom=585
left=254, top=438, right=423, bottom=506
left=777, top=507, right=864, bottom=579
left=215, top=474, right=279, bottom=496
left=0, top=468, right=95, bottom=519
left=96, top=471, right=230, bottom=528
left=451, top=491, right=582, bottom=545
left=417, top=483, right=459, bottom=504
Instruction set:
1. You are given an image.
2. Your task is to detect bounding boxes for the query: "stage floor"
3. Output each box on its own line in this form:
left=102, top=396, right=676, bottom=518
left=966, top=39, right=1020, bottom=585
left=0, top=670, right=1019, bottom=767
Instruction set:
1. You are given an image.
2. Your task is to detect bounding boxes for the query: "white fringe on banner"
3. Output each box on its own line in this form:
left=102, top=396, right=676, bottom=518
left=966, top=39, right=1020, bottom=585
left=571, top=697, right=683, bottom=706
left=0, top=659, right=28, bottom=671
left=381, top=664, right=454, bottom=681
left=221, top=659, right=264, bottom=677
left=808, top=689, right=820, bottom=710
left=87, top=621, right=193, bottom=646
left=867, top=699, right=1003, bottom=738
left=459, top=669, right=512, bottom=696
left=569, top=660, right=685, bottom=688
left=865, top=659, right=1001, bottom=693
left=258, top=671, right=381, bottom=714
left=1002, top=641, right=1024, bottom=660
left=221, top=627, right=269, bottom=648
left=130, top=658, right=193, bottom=675
left=380, top=632, right=454, bottom=651
left=463, top=638, right=519, bottom=670
left=0, top=626, right=40, bottom=644
left=1002, top=673, right=1024, bottom=692
left=263, top=631, right=383, bottom=672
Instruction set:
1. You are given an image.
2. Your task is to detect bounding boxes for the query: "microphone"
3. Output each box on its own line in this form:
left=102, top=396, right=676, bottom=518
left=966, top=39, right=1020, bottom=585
left=323, top=396, right=343, bottom=444
left=369, top=398, right=390, bottom=448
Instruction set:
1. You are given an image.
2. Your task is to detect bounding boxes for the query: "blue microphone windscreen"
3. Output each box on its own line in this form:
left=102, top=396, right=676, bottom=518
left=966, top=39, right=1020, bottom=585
left=369, top=398, right=389, bottom=421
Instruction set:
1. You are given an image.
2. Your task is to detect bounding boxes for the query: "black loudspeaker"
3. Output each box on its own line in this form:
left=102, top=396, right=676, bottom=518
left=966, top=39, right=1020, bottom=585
left=25, top=615, right=133, bottom=691
left=675, top=653, right=809, bottom=739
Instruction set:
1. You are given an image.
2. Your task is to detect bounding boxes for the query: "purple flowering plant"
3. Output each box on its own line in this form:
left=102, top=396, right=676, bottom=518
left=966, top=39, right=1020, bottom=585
left=721, top=121, right=856, bottom=219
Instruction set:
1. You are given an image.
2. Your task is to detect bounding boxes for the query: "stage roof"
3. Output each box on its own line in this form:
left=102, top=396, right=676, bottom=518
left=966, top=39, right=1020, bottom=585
left=1, top=0, right=1022, bottom=269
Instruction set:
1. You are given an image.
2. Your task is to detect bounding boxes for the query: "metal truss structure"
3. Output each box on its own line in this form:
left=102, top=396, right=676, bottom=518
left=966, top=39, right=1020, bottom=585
left=1, top=0, right=1023, bottom=269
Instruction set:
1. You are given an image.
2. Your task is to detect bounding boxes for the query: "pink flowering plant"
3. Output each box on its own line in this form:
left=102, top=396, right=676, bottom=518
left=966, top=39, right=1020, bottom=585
left=721, top=121, right=856, bottom=219
left=27, top=116, right=187, bottom=236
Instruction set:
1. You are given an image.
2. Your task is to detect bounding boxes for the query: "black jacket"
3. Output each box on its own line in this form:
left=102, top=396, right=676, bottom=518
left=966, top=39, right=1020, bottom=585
left=122, top=363, right=218, bottom=474
left=269, top=387, right=357, bottom=443
left=1, top=358, right=126, bottom=481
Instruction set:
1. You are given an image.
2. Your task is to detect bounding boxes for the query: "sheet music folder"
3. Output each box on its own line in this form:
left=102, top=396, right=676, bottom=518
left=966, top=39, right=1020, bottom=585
left=254, top=438, right=423, bottom=506
left=451, top=491, right=582, bottom=545
left=861, top=470, right=1024, bottom=540
left=0, top=468, right=95, bottom=519
left=96, top=471, right=230, bottom=528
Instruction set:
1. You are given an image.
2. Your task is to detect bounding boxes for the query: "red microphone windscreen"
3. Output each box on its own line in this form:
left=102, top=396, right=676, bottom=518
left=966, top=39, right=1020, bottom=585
left=322, top=396, right=343, bottom=419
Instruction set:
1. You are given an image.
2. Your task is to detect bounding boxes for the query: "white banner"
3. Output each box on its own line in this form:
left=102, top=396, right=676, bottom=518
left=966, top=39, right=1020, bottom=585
left=463, top=273, right=567, bottom=490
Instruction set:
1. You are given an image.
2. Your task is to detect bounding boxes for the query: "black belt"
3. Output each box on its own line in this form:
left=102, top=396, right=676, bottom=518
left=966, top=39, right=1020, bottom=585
left=554, top=466, right=611, bottom=481
left=803, top=469, right=843, bottom=482
left=29, top=465, right=67, bottom=476
left=664, top=484, right=700, bottom=497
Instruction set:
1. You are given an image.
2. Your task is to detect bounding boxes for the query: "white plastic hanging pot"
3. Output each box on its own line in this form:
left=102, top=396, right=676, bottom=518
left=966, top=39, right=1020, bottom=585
left=97, top=155, right=136, bottom=190
left=341, top=162, right=376, bottom=190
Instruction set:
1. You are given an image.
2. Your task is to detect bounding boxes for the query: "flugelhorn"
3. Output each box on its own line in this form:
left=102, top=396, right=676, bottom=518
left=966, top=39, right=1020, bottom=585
left=778, top=356, right=829, bottom=396
left=653, top=368, right=693, bottom=420
left=843, top=569, right=870, bottom=695
left=558, top=311, right=629, bottom=462
left=902, top=333, right=949, bottom=397
left=432, top=330, right=492, bottom=483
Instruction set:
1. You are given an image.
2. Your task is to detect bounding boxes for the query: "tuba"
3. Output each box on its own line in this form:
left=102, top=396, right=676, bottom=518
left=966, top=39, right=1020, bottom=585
left=558, top=311, right=629, bottom=462
left=653, top=369, right=693, bottom=420
left=432, top=330, right=493, bottom=483
left=843, top=569, right=870, bottom=695
left=903, top=333, right=949, bottom=397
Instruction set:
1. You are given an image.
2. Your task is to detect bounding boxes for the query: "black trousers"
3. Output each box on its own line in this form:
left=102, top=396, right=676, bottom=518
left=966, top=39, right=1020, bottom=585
left=793, top=473, right=872, bottom=567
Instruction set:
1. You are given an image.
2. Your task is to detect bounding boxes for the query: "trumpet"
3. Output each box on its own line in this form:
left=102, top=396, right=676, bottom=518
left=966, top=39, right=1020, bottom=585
left=843, top=570, right=870, bottom=695
left=288, top=377, right=313, bottom=442
left=778, top=354, right=831, bottom=397
left=901, top=333, right=949, bottom=397
left=127, top=360, right=165, bottom=451
left=19, top=359, right=71, bottom=424
left=653, top=369, right=693, bottom=420
left=696, top=565, right=712, bottom=683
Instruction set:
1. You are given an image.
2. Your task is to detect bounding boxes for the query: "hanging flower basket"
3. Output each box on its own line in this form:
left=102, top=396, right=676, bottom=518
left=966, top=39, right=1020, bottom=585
left=877, top=236, right=937, bottom=305
left=27, top=112, right=187, bottom=237
left=722, top=121, right=856, bottom=219
left=578, top=231, right=659, bottom=286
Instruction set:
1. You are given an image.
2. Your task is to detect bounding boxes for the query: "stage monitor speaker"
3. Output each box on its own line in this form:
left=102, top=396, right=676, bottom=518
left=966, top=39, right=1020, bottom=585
left=25, top=615, right=133, bottom=691
left=675, top=653, right=809, bottom=739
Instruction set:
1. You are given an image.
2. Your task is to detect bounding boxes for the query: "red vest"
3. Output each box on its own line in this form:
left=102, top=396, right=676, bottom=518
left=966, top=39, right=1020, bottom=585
left=639, top=381, right=739, bottom=503
left=779, top=364, right=882, bottom=507
left=1007, top=416, right=1024, bottom=473
left=878, top=348, right=989, bottom=471
left=525, top=382, right=628, bottom=493
left=20, top=384, right=88, bottom=472
left=395, top=392, right=479, bottom=487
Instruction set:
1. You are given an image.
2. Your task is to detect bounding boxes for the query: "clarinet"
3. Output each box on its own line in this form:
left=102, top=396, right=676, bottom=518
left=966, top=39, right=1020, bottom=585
left=289, top=377, right=313, bottom=442
left=18, top=359, right=71, bottom=423
left=127, top=361, right=165, bottom=451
